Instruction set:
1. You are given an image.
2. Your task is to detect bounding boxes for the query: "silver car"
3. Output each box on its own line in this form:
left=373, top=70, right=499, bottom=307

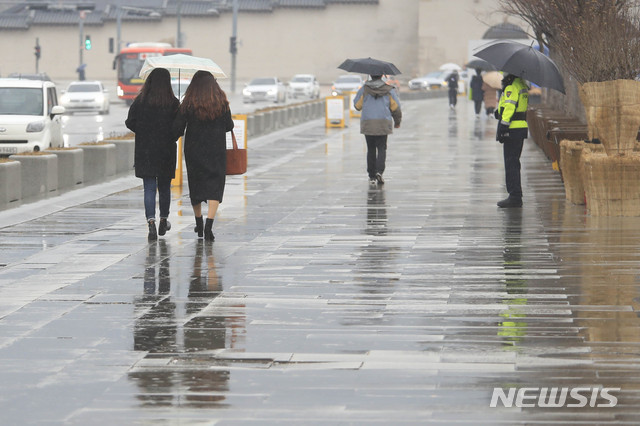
left=331, top=75, right=363, bottom=96
left=408, top=71, right=448, bottom=90
left=60, top=81, right=110, bottom=114
left=243, top=77, right=287, bottom=103
left=288, top=74, right=320, bottom=99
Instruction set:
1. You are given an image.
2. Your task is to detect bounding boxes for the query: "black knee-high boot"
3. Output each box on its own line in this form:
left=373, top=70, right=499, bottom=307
left=194, top=216, right=203, bottom=238
left=204, top=218, right=214, bottom=241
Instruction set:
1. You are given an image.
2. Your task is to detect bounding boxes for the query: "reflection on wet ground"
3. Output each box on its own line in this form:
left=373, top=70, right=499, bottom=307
left=1, top=99, right=640, bottom=423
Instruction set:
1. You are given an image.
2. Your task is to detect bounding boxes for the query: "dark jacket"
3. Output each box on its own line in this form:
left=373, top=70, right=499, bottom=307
left=172, top=108, right=234, bottom=204
left=446, top=73, right=459, bottom=91
left=125, top=97, right=180, bottom=179
left=470, top=75, right=484, bottom=101
left=353, top=79, right=402, bottom=135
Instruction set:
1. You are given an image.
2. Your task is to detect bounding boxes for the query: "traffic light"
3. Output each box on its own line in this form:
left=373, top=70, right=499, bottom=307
left=84, top=35, right=91, bottom=50
left=34, top=45, right=41, bottom=59
left=229, top=36, right=237, bottom=54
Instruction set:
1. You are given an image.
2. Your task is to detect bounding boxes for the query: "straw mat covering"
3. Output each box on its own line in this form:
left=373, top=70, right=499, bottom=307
left=582, top=151, right=640, bottom=216
left=559, top=140, right=586, bottom=205
left=579, top=80, right=640, bottom=156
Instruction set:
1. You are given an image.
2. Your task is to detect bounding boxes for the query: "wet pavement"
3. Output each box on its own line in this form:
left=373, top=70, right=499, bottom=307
left=2, top=98, right=640, bottom=425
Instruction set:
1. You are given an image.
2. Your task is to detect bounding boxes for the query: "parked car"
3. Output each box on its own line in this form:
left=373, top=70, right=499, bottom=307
left=331, top=75, right=364, bottom=96
left=60, top=81, right=110, bottom=114
left=408, top=71, right=448, bottom=90
left=243, top=77, right=287, bottom=103
left=0, top=78, right=65, bottom=154
left=288, top=74, right=320, bottom=99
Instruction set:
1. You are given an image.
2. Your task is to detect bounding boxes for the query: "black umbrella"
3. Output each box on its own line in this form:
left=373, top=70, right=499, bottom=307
left=338, top=57, right=401, bottom=76
left=473, top=41, right=565, bottom=93
left=465, top=58, right=495, bottom=71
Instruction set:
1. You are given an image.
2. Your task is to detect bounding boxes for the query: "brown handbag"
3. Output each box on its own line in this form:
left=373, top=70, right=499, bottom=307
left=226, top=131, right=247, bottom=175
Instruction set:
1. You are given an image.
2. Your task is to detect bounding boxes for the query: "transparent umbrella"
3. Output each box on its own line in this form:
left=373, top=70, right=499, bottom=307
left=139, top=54, right=227, bottom=96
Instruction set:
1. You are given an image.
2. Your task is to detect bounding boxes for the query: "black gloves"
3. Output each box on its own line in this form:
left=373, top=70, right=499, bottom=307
left=494, top=110, right=501, bottom=120
left=497, top=123, right=510, bottom=143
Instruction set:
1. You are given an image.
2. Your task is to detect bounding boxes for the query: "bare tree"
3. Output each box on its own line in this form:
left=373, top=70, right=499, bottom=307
left=499, top=0, right=640, bottom=83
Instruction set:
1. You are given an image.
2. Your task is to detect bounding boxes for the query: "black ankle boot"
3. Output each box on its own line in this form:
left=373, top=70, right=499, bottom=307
left=158, top=218, right=171, bottom=236
left=204, top=218, right=215, bottom=241
left=194, top=216, right=203, bottom=238
left=148, top=219, right=157, bottom=241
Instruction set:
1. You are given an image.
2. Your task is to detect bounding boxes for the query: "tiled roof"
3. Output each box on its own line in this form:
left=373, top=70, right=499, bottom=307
left=278, top=0, right=326, bottom=8
left=31, top=10, right=106, bottom=26
left=0, top=14, right=29, bottom=29
left=0, top=0, right=378, bottom=29
left=163, top=1, right=224, bottom=17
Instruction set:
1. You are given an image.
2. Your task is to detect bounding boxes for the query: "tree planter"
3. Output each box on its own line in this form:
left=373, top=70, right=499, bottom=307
left=46, top=148, right=83, bottom=189
left=579, top=80, right=640, bottom=156
left=79, top=143, right=116, bottom=184
left=105, top=139, right=134, bottom=174
left=582, top=151, right=640, bottom=216
left=558, top=140, right=586, bottom=205
left=9, top=153, right=58, bottom=199
left=0, top=160, right=21, bottom=205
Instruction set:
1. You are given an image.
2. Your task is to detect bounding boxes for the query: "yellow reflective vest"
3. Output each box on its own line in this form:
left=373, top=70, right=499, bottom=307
left=498, top=78, right=528, bottom=130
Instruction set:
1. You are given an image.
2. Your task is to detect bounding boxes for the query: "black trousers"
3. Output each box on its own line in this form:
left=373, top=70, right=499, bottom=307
left=448, top=89, right=457, bottom=106
left=473, top=99, right=482, bottom=115
left=502, top=134, right=525, bottom=199
left=365, top=134, right=388, bottom=179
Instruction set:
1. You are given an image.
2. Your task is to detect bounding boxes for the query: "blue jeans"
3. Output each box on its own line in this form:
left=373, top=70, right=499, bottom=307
left=143, top=177, right=171, bottom=220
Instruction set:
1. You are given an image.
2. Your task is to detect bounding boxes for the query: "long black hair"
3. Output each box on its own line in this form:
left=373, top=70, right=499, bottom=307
left=137, top=68, right=176, bottom=107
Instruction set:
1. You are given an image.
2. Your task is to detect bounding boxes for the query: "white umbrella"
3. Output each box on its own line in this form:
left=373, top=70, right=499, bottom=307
left=139, top=54, right=227, bottom=80
left=439, top=62, right=462, bottom=72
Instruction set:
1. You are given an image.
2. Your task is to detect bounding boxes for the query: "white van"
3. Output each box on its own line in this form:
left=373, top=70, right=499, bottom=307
left=0, top=78, right=65, bottom=154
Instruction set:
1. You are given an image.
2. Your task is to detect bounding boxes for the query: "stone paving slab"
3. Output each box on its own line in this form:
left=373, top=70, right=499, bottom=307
left=2, top=98, right=640, bottom=424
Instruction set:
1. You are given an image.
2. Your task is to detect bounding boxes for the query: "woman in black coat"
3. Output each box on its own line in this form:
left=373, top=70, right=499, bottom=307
left=173, top=70, right=234, bottom=241
left=470, top=69, right=485, bottom=116
left=125, top=68, right=180, bottom=241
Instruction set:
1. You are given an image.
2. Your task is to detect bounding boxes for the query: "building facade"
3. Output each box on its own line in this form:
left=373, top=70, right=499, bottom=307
left=0, top=0, right=526, bottom=83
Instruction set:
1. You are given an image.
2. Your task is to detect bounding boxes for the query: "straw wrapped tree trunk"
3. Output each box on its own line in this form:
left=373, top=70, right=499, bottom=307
left=500, top=0, right=640, bottom=216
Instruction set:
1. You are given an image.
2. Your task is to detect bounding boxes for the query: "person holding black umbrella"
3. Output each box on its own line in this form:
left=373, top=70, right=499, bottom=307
left=353, top=75, right=402, bottom=185
left=495, top=73, right=529, bottom=208
left=338, top=58, right=402, bottom=185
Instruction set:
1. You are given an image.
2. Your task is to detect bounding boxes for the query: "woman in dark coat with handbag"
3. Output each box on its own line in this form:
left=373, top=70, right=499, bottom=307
left=125, top=68, right=180, bottom=241
left=173, top=70, right=234, bottom=241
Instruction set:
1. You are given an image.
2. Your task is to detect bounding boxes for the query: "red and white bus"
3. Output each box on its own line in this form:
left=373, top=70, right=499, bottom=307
left=115, top=42, right=192, bottom=104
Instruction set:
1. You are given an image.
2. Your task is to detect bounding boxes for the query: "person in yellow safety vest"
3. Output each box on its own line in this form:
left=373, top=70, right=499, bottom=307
left=495, top=73, right=529, bottom=208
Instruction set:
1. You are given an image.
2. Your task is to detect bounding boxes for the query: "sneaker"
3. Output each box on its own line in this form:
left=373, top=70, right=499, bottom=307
left=369, top=178, right=378, bottom=186
left=158, top=218, right=171, bottom=236
left=375, top=173, right=385, bottom=185
left=497, top=197, right=523, bottom=208
left=148, top=219, right=157, bottom=241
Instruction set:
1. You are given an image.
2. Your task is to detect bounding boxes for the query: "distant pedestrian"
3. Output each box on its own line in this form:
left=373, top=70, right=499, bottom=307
left=482, top=79, right=498, bottom=117
left=495, top=73, right=529, bottom=208
left=173, top=70, right=234, bottom=241
left=470, top=69, right=484, bottom=116
left=354, top=75, right=402, bottom=186
left=76, top=64, right=86, bottom=81
left=125, top=67, right=180, bottom=241
left=446, top=70, right=459, bottom=109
